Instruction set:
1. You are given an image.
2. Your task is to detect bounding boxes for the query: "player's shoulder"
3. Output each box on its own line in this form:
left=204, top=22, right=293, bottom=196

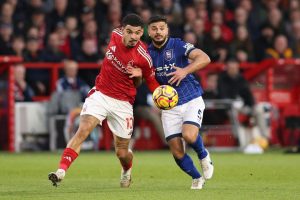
left=136, top=41, right=149, bottom=55
left=137, top=40, right=149, bottom=51
left=172, top=37, right=196, bottom=55
left=171, top=37, right=189, bottom=46
left=165, top=37, right=188, bottom=49
left=170, top=37, right=182, bottom=42
left=111, top=28, right=123, bottom=38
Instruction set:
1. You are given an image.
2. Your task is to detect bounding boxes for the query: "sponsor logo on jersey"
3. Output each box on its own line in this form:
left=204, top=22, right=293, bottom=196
left=155, top=63, right=175, bottom=76
left=110, top=45, right=116, bottom=52
left=164, top=49, right=173, bottom=61
left=105, top=49, right=127, bottom=73
left=156, top=63, right=175, bottom=72
left=106, top=49, right=113, bottom=60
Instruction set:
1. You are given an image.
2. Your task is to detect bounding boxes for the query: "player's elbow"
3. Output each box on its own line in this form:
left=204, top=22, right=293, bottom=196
left=196, top=54, right=210, bottom=69
left=196, top=50, right=211, bottom=66
left=203, top=54, right=211, bottom=65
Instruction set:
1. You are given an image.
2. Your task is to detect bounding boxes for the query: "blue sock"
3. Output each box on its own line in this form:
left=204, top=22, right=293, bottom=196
left=189, top=134, right=207, bottom=160
left=174, top=154, right=201, bottom=179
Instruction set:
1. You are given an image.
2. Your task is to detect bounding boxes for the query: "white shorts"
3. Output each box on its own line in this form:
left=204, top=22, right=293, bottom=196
left=161, top=96, right=205, bottom=141
left=81, top=89, right=133, bottom=139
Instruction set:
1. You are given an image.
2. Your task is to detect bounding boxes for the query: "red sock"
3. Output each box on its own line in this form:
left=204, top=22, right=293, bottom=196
left=59, top=148, right=78, bottom=171
left=120, top=159, right=132, bottom=171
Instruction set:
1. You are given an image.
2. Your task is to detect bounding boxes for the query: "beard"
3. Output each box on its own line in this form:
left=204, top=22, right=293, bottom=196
left=126, top=43, right=136, bottom=48
left=127, top=44, right=135, bottom=48
left=125, top=39, right=138, bottom=48
left=152, top=35, right=167, bottom=46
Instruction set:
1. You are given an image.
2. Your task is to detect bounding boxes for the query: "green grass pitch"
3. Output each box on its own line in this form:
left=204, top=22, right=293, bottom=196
left=0, top=150, right=299, bottom=200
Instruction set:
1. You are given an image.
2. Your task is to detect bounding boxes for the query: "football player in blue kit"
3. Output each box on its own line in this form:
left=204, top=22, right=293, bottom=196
left=147, top=15, right=214, bottom=189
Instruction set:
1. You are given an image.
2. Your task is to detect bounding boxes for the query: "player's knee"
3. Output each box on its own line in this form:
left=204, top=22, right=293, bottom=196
left=115, top=149, right=127, bottom=160
left=182, top=124, right=199, bottom=143
left=182, top=132, right=197, bottom=144
left=173, top=151, right=185, bottom=159
left=171, top=149, right=185, bottom=159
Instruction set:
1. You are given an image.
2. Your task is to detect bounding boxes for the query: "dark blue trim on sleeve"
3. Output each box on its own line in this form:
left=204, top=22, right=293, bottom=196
left=186, top=47, right=196, bottom=57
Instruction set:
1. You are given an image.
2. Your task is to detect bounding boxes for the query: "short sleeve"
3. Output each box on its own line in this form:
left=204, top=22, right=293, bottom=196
left=176, top=39, right=196, bottom=57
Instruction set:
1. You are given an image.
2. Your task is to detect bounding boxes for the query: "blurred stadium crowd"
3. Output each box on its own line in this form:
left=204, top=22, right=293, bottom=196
left=2, top=0, right=300, bottom=152
left=1, top=0, right=300, bottom=65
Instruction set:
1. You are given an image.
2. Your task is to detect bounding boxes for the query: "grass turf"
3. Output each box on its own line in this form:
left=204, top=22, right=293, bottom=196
left=0, top=150, right=299, bottom=200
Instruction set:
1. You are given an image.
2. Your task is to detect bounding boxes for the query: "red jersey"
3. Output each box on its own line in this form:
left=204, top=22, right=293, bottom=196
left=95, top=28, right=159, bottom=104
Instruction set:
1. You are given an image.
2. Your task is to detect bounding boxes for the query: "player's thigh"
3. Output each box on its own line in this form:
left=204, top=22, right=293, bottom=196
left=67, top=114, right=99, bottom=149
left=162, top=107, right=183, bottom=140
left=107, top=99, right=134, bottom=139
left=168, top=137, right=185, bottom=159
left=183, top=96, right=205, bottom=128
left=80, top=90, right=108, bottom=125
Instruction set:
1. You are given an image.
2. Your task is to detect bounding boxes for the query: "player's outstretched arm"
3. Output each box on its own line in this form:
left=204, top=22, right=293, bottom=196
left=185, top=48, right=211, bottom=74
left=167, top=49, right=210, bottom=86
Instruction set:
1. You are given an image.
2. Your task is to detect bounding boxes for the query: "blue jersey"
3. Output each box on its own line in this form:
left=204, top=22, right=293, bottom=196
left=148, top=38, right=203, bottom=106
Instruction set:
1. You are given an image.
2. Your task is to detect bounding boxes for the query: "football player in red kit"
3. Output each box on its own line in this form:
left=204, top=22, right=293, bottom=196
left=48, top=14, right=159, bottom=188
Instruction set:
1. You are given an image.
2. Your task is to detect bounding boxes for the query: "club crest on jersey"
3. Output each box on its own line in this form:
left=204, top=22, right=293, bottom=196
left=127, top=60, right=134, bottom=67
left=164, top=49, right=173, bottom=61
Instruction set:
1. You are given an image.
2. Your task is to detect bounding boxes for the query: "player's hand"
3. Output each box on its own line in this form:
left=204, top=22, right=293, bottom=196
left=127, top=65, right=142, bottom=78
left=166, top=66, right=188, bottom=86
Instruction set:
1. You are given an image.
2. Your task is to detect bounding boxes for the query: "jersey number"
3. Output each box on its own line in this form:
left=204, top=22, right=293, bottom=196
left=126, top=117, right=133, bottom=129
left=197, top=109, right=202, bottom=120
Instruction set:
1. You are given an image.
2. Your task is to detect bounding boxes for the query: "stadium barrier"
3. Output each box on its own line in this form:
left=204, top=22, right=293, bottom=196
left=1, top=57, right=300, bottom=151
left=0, top=56, right=22, bottom=151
